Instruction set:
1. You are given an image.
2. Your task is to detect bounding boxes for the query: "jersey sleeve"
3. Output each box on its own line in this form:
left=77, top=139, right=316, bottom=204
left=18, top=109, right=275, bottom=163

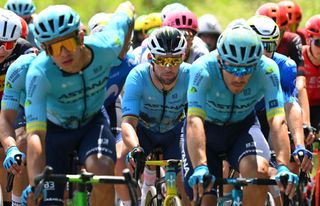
left=121, top=66, right=143, bottom=118
left=1, top=58, right=28, bottom=111
left=263, top=59, right=285, bottom=120
left=187, top=61, right=211, bottom=120
left=281, top=58, right=297, bottom=103
left=25, top=64, right=50, bottom=133
left=96, top=12, right=133, bottom=67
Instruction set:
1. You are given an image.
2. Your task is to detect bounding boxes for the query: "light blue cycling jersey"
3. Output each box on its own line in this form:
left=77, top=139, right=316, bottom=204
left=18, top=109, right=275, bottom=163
left=255, top=52, right=297, bottom=111
left=122, top=62, right=191, bottom=133
left=25, top=12, right=132, bottom=132
left=188, top=51, right=285, bottom=125
left=1, top=53, right=37, bottom=111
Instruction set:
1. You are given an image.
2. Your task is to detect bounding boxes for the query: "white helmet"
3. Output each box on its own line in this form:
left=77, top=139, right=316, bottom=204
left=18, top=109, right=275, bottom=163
left=148, top=26, right=187, bottom=56
left=247, top=15, right=280, bottom=42
left=160, top=3, right=189, bottom=21
left=88, top=12, right=112, bottom=32
left=198, top=14, right=222, bottom=35
left=0, top=8, right=22, bottom=41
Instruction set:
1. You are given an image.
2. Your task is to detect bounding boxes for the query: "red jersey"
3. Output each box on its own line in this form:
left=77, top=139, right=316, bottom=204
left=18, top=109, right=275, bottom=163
left=277, top=31, right=304, bottom=67
left=299, top=46, right=320, bottom=106
left=296, top=28, right=307, bottom=45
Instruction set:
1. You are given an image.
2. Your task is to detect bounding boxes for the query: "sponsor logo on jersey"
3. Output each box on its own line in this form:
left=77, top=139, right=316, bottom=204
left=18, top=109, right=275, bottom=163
left=268, top=99, right=279, bottom=108
left=189, top=87, right=197, bottom=94
left=265, top=66, right=275, bottom=75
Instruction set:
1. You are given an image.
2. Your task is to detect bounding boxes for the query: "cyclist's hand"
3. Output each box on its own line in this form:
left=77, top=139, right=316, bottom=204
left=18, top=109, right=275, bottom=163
left=292, top=144, right=313, bottom=173
left=188, top=165, right=215, bottom=201
left=115, top=1, right=135, bottom=20
left=21, top=185, right=34, bottom=206
left=275, top=165, right=299, bottom=199
left=303, top=124, right=315, bottom=145
left=125, top=146, right=144, bottom=171
left=3, top=146, right=25, bottom=174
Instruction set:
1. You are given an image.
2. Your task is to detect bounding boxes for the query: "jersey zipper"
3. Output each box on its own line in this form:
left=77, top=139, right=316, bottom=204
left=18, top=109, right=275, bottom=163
left=159, top=90, right=167, bottom=131
left=223, top=94, right=235, bottom=126
left=79, top=71, right=87, bottom=128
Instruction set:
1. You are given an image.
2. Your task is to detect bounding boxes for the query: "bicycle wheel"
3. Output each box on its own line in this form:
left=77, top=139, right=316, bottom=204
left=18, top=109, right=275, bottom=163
left=163, top=195, right=182, bottom=206
left=142, top=186, right=157, bottom=206
left=264, top=192, right=276, bottom=206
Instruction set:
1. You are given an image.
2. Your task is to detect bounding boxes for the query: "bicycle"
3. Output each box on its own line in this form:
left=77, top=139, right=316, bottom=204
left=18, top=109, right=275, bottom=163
left=33, top=166, right=138, bottom=206
left=133, top=148, right=182, bottom=206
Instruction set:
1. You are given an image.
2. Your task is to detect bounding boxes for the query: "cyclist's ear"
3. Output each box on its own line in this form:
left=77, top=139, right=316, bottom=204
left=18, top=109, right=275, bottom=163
left=79, top=30, right=85, bottom=46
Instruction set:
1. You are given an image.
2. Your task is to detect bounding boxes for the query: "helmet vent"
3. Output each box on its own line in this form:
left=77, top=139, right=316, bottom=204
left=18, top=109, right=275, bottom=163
left=10, top=25, right=17, bottom=38
left=39, top=22, right=47, bottom=32
left=12, top=4, right=16, bottom=11
left=230, top=44, right=236, bottom=57
left=18, top=4, right=23, bottom=12
left=48, top=19, right=55, bottom=32
left=240, top=47, right=246, bottom=60
left=2, top=21, right=8, bottom=37
left=59, top=15, right=65, bottom=27
left=188, top=19, right=192, bottom=26
left=249, top=46, right=256, bottom=58
left=182, top=15, right=186, bottom=25
left=68, top=15, right=74, bottom=24
left=222, top=44, right=227, bottom=54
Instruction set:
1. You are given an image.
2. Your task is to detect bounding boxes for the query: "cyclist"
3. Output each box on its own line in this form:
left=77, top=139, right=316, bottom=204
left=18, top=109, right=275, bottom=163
left=256, top=3, right=314, bottom=143
left=278, top=0, right=306, bottom=45
left=132, top=15, right=147, bottom=49
left=298, top=15, right=320, bottom=134
left=132, top=12, right=162, bottom=63
left=163, top=10, right=209, bottom=64
left=20, top=2, right=134, bottom=205
left=248, top=15, right=313, bottom=172
left=88, top=12, right=113, bottom=34
left=4, top=0, right=38, bottom=48
left=248, top=15, right=313, bottom=206
left=182, top=23, right=298, bottom=205
left=197, top=14, right=222, bottom=51
left=0, top=8, right=36, bottom=206
left=115, top=26, right=191, bottom=206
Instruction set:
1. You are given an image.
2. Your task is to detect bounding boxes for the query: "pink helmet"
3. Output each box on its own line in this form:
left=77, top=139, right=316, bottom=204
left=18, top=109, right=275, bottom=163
left=162, top=10, right=198, bottom=33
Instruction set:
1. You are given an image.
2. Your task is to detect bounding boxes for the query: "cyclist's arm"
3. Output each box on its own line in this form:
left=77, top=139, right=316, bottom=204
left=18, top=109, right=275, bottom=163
left=25, top=65, right=49, bottom=186
left=264, top=60, right=290, bottom=166
left=0, top=110, right=18, bottom=151
left=186, top=115, right=207, bottom=167
left=187, top=63, right=210, bottom=167
left=296, top=75, right=310, bottom=126
left=121, top=66, right=143, bottom=151
left=121, top=116, right=139, bottom=151
left=285, top=101, right=305, bottom=147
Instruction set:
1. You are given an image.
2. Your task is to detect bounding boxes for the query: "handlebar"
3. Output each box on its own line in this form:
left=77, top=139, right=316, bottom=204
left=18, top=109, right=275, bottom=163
left=6, top=155, right=23, bottom=192
left=33, top=166, right=138, bottom=206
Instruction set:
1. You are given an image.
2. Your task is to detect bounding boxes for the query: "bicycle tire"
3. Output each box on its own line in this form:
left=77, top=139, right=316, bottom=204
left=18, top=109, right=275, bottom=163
left=264, top=192, right=276, bottom=206
left=142, top=186, right=157, bottom=206
left=163, top=195, right=182, bottom=206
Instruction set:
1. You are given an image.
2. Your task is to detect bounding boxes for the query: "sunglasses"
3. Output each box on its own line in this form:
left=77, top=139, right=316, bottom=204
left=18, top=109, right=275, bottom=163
left=0, top=40, right=16, bottom=51
left=262, top=42, right=278, bottom=53
left=45, top=36, right=79, bottom=57
left=220, top=60, right=256, bottom=77
left=312, top=39, right=320, bottom=48
left=153, top=56, right=183, bottom=67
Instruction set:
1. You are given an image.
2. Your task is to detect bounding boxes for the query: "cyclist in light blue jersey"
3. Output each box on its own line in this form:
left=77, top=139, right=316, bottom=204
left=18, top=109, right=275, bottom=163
left=248, top=15, right=313, bottom=173
left=21, top=2, right=134, bottom=206
left=182, top=23, right=298, bottom=206
left=115, top=26, right=191, bottom=206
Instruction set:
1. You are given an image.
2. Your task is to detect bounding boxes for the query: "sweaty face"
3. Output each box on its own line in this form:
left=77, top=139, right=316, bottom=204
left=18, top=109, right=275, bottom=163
left=43, top=32, right=82, bottom=73
left=0, top=40, right=16, bottom=63
left=153, top=54, right=183, bottom=85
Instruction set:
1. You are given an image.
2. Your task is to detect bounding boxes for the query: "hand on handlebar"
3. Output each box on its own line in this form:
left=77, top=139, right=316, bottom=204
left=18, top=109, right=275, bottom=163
left=21, top=185, right=34, bottom=206
left=303, top=124, right=316, bottom=145
left=3, top=146, right=25, bottom=174
left=292, top=144, right=313, bottom=173
left=188, top=165, right=215, bottom=201
left=125, top=146, right=145, bottom=171
left=275, top=165, right=299, bottom=199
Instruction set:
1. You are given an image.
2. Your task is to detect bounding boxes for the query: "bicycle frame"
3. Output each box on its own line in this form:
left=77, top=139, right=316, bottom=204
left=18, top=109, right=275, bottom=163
left=144, top=159, right=182, bottom=206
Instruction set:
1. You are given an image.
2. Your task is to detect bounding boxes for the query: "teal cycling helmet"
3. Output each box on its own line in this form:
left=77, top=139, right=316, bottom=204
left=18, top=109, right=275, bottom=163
left=217, top=24, right=263, bottom=65
left=33, top=5, right=80, bottom=43
left=4, top=0, right=36, bottom=16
